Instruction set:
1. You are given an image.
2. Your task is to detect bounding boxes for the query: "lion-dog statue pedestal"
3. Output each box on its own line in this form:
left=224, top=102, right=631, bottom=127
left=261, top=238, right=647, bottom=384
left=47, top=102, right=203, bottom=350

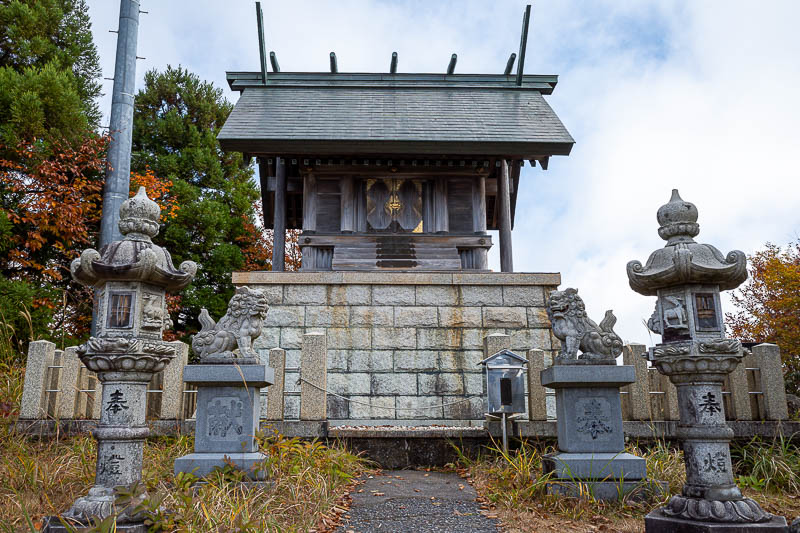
left=541, top=288, right=660, bottom=501
left=174, top=287, right=273, bottom=479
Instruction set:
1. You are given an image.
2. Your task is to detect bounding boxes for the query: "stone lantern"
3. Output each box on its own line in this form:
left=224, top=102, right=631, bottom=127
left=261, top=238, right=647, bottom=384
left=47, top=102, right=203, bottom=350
left=627, top=190, right=786, bottom=532
left=45, top=187, right=197, bottom=531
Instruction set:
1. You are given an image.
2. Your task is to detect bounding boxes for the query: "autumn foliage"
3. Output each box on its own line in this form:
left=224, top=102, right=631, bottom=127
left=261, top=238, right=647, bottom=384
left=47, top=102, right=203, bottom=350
left=130, top=168, right=179, bottom=222
left=0, top=136, right=108, bottom=281
left=0, top=138, right=182, bottom=345
left=239, top=199, right=301, bottom=272
left=727, top=241, right=800, bottom=395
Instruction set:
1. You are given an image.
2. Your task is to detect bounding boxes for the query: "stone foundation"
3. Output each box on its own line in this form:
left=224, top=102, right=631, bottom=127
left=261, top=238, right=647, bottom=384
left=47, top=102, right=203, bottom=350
left=234, top=271, right=559, bottom=424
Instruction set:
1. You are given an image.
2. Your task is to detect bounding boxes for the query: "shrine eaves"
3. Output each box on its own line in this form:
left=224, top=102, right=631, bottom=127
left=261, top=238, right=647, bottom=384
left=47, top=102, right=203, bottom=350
left=217, top=4, right=574, bottom=272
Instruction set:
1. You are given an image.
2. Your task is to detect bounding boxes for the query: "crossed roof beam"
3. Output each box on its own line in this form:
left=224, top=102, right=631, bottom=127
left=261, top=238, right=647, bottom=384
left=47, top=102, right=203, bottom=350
left=254, top=2, right=532, bottom=84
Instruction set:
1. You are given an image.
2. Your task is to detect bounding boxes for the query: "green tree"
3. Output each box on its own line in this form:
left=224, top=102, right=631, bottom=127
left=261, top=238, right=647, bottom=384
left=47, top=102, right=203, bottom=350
left=727, top=241, right=800, bottom=396
left=0, top=0, right=104, bottom=355
left=0, top=0, right=101, bottom=144
left=131, top=66, right=268, bottom=337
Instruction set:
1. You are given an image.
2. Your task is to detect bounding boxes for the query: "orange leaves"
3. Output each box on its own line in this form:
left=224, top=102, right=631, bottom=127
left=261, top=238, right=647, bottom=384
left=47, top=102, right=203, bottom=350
left=727, top=241, right=800, bottom=394
left=238, top=199, right=272, bottom=271
left=0, top=135, right=109, bottom=282
left=129, top=168, right=179, bottom=221
left=237, top=199, right=302, bottom=272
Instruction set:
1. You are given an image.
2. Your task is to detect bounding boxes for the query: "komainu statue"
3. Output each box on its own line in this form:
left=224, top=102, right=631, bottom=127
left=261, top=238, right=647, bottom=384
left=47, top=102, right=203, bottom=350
left=192, top=286, right=269, bottom=363
left=547, top=288, right=623, bottom=364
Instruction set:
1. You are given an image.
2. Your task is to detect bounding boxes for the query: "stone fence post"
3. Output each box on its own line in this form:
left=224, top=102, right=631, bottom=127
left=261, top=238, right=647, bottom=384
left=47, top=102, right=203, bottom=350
left=483, top=333, right=510, bottom=359
left=300, top=332, right=327, bottom=420
left=622, top=343, right=651, bottom=420
left=56, top=347, right=81, bottom=419
left=527, top=348, right=547, bottom=420
left=160, top=341, right=188, bottom=420
left=20, top=340, right=56, bottom=419
left=266, top=347, right=286, bottom=420
left=728, top=348, right=753, bottom=420
left=661, top=374, right=680, bottom=420
left=753, top=343, right=789, bottom=420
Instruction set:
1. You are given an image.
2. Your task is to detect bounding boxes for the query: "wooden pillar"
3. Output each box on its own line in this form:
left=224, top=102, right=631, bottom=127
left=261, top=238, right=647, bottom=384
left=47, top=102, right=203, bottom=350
left=303, top=173, right=317, bottom=232
left=434, top=178, right=448, bottom=233
left=423, top=181, right=434, bottom=233
left=498, top=160, right=514, bottom=272
left=355, top=179, right=367, bottom=232
left=272, top=157, right=287, bottom=271
left=340, top=175, right=355, bottom=233
left=301, top=173, right=317, bottom=271
left=472, top=175, right=489, bottom=269
left=472, top=175, right=487, bottom=233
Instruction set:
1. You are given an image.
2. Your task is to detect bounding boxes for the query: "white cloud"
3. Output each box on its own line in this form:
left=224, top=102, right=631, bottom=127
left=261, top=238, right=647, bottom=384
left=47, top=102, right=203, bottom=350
left=86, top=0, right=800, bottom=344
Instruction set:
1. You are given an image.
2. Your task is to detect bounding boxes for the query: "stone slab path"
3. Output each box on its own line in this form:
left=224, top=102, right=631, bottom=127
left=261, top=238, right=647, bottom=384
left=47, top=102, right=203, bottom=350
left=335, top=469, right=498, bottom=533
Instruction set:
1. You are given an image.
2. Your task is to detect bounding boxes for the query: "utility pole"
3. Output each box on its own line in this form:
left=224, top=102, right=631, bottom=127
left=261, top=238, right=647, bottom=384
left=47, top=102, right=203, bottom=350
left=99, top=0, right=141, bottom=247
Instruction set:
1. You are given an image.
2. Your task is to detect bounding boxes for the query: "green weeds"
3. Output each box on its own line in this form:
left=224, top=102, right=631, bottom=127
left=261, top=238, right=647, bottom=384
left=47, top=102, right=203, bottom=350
left=732, top=434, right=800, bottom=493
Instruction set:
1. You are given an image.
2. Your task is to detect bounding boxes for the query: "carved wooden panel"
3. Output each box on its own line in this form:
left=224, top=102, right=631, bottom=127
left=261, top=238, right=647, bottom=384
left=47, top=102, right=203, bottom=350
left=365, top=178, right=422, bottom=233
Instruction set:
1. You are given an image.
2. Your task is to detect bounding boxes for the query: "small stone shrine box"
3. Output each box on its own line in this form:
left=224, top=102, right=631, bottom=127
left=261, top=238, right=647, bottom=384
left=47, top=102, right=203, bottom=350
left=218, top=71, right=573, bottom=272
left=480, top=349, right=528, bottom=415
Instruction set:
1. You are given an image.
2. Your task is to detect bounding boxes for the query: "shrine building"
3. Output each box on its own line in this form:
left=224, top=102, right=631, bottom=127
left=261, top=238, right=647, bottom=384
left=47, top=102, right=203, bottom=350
left=219, top=5, right=576, bottom=425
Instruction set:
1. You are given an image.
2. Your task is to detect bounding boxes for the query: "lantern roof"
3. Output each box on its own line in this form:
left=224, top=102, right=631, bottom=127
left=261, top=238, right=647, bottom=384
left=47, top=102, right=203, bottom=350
left=71, top=187, right=197, bottom=291
left=626, top=189, right=747, bottom=296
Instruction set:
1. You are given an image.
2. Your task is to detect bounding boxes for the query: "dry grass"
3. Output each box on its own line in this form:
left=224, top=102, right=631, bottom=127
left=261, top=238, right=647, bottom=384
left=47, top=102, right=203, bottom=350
left=458, top=437, right=800, bottom=533
left=0, top=359, right=370, bottom=532
left=0, top=427, right=370, bottom=532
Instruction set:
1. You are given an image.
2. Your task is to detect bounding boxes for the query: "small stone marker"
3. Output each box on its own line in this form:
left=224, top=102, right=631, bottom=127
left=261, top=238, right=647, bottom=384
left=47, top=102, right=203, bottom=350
left=160, top=342, right=188, bottom=420
left=623, top=344, right=651, bottom=420
left=300, top=332, right=327, bottom=421
left=526, top=349, right=547, bottom=421
left=56, top=347, right=81, bottom=420
left=20, top=340, right=55, bottom=420
left=753, top=343, right=789, bottom=421
left=265, top=347, right=286, bottom=420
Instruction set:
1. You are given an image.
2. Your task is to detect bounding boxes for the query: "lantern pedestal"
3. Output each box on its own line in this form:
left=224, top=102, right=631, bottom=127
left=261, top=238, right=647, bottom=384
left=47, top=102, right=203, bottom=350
left=645, top=510, right=791, bottom=532
left=174, top=364, right=273, bottom=479
left=541, top=364, right=657, bottom=500
left=41, top=517, right=147, bottom=532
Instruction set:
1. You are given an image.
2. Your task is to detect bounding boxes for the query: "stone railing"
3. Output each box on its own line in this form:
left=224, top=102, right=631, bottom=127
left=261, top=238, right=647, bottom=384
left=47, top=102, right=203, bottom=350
left=18, top=340, right=190, bottom=422
left=17, top=339, right=789, bottom=425
left=618, top=343, right=790, bottom=422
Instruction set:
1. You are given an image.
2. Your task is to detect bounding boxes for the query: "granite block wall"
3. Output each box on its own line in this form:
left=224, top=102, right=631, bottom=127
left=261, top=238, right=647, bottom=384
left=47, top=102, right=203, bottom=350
left=238, top=272, right=560, bottom=424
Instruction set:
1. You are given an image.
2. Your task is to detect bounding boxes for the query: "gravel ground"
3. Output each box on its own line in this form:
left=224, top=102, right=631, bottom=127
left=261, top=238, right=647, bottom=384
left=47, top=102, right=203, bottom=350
left=335, top=469, right=498, bottom=533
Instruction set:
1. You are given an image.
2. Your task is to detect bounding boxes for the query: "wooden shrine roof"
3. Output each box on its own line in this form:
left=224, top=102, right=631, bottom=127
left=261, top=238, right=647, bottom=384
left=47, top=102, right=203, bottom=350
left=218, top=72, right=574, bottom=158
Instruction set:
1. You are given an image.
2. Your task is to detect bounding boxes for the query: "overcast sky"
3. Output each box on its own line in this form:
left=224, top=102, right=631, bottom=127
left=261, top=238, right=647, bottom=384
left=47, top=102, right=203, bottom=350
left=85, top=0, right=800, bottom=345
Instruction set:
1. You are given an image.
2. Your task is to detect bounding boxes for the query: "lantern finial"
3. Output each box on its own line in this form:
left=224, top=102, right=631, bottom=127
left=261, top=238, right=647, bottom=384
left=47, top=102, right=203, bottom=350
left=119, top=186, right=161, bottom=241
left=656, top=189, right=699, bottom=245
